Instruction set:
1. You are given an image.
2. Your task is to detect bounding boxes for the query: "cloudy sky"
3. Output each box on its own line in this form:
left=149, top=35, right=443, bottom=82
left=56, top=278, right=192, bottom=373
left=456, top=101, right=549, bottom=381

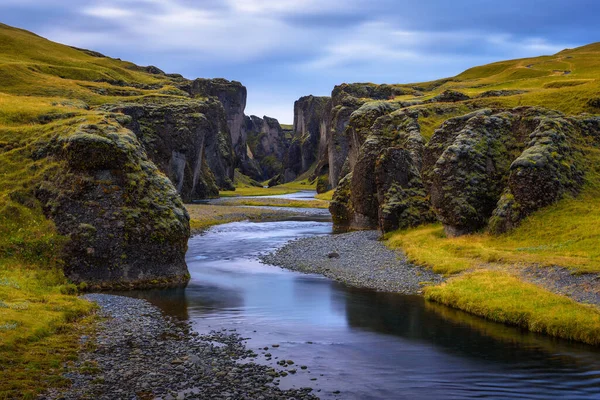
left=2, top=0, right=599, bottom=122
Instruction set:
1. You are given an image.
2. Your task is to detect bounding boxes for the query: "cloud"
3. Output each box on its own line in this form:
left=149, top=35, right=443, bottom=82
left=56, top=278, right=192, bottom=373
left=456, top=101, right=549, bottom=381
left=299, top=21, right=574, bottom=73
left=1, top=0, right=591, bottom=121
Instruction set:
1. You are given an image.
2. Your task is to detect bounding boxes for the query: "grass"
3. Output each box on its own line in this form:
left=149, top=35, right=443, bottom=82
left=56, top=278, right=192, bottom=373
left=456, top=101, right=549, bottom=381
left=272, top=178, right=317, bottom=190
left=219, top=186, right=299, bottom=197
left=315, top=190, right=334, bottom=201
left=0, top=259, right=95, bottom=399
left=186, top=204, right=295, bottom=233
left=219, top=198, right=329, bottom=209
left=425, top=271, right=600, bottom=345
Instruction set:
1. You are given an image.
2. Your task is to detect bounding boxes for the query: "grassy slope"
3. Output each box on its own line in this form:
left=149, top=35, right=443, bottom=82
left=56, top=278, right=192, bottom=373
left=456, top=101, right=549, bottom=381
left=0, top=24, right=188, bottom=398
left=383, top=43, right=600, bottom=344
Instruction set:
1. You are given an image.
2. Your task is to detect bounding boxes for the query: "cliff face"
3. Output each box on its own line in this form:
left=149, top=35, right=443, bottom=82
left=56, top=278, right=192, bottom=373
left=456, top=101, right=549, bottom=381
left=245, top=115, right=289, bottom=180
left=106, top=99, right=234, bottom=201
left=36, top=118, right=190, bottom=289
left=182, top=78, right=265, bottom=180
left=284, top=96, right=330, bottom=182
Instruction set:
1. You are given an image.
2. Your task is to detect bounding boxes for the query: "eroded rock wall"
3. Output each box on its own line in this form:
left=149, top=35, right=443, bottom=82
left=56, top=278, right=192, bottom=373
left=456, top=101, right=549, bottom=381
left=284, top=95, right=330, bottom=182
left=106, top=99, right=234, bottom=200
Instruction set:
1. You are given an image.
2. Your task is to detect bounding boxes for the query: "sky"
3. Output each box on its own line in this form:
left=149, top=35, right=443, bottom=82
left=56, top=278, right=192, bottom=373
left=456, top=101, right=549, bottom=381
left=2, top=0, right=600, bottom=123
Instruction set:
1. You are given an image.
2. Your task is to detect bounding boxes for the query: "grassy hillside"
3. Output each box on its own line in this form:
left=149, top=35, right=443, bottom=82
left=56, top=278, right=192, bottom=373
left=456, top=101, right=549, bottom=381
left=394, top=43, right=600, bottom=116
left=0, top=23, right=195, bottom=398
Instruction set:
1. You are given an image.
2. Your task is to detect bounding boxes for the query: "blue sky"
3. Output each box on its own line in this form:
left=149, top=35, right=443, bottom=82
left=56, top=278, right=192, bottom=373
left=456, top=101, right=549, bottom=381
left=2, top=0, right=599, bottom=123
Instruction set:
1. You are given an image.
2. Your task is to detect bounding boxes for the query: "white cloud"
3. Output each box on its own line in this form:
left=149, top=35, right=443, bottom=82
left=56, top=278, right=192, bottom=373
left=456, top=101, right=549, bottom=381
left=83, top=6, right=134, bottom=18
left=299, top=21, right=574, bottom=72
left=225, top=0, right=352, bottom=15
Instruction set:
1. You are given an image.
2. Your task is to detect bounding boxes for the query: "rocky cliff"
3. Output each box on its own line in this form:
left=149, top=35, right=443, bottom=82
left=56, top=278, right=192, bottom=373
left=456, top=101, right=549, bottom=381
left=181, top=78, right=264, bottom=180
left=245, top=115, right=289, bottom=180
left=106, top=98, right=234, bottom=201
left=283, top=96, right=330, bottom=182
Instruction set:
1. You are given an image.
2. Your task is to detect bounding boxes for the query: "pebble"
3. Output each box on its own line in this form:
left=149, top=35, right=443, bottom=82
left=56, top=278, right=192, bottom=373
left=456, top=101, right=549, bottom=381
left=42, top=294, right=317, bottom=400
left=260, top=230, right=444, bottom=293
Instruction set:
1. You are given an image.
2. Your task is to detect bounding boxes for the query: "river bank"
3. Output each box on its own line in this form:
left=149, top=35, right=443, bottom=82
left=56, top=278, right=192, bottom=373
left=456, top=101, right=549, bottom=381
left=43, top=294, right=317, bottom=400
left=260, top=230, right=443, bottom=294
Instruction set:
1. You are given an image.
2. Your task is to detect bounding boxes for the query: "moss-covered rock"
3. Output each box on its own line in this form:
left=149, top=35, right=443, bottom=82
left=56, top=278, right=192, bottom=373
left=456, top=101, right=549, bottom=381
left=490, top=116, right=585, bottom=233
left=106, top=98, right=234, bottom=200
left=425, top=111, right=519, bottom=236
left=37, top=117, right=190, bottom=289
left=329, top=173, right=354, bottom=228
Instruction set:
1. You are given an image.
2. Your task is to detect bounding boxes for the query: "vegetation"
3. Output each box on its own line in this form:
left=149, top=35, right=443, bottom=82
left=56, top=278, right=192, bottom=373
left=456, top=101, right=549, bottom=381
left=315, top=190, right=334, bottom=201
left=219, top=198, right=328, bottom=209
left=0, top=23, right=193, bottom=396
left=219, top=187, right=299, bottom=197
left=186, top=204, right=294, bottom=233
left=425, top=271, right=600, bottom=345
left=386, top=149, right=600, bottom=275
left=0, top=260, right=96, bottom=399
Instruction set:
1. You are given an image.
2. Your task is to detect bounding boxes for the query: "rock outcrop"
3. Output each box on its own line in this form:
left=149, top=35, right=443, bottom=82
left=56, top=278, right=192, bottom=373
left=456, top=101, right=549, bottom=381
left=106, top=99, right=235, bottom=201
left=36, top=119, right=190, bottom=289
left=284, top=96, right=329, bottom=182
left=181, top=78, right=264, bottom=180
left=245, top=115, right=289, bottom=180
left=329, top=103, right=594, bottom=236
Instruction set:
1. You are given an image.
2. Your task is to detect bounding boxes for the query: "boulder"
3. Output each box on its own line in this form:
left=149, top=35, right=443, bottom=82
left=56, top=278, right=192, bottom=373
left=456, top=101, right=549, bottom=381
left=426, top=112, right=517, bottom=236
left=37, top=120, right=190, bottom=289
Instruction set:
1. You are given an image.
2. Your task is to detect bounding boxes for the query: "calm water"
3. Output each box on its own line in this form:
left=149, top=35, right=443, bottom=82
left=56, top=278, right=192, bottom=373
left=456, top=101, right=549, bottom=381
left=125, top=219, right=600, bottom=399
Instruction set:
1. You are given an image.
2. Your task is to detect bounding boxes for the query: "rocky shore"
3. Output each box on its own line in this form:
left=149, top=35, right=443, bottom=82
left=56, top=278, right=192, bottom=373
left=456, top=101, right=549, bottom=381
left=260, top=231, right=443, bottom=293
left=43, top=294, right=317, bottom=400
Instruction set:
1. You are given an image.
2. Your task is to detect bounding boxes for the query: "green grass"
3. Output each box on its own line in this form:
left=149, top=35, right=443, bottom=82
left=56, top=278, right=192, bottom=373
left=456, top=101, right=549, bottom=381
left=186, top=204, right=294, bottom=233
left=220, top=198, right=328, bottom=209
left=219, top=187, right=299, bottom=197
left=0, top=259, right=95, bottom=399
left=425, top=271, right=600, bottom=345
left=315, top=190, right=334, bottom=201
left=272, top=177, right=317, bottom=190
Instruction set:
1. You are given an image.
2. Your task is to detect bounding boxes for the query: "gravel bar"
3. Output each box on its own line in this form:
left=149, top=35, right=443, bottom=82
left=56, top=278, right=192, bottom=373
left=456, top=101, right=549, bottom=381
left=520, top=266, right=600, bottom=306
left=43, top=294, right=317, bottom=400
left=260, top=231, right=443, bottom=294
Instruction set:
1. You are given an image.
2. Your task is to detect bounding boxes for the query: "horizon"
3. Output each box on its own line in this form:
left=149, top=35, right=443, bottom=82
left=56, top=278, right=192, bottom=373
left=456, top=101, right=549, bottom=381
left=2, top=0, right=600, bottom=123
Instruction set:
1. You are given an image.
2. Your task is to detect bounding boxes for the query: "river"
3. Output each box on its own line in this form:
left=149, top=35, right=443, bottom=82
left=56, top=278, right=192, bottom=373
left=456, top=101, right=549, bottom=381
left=124, top=193, right=600, bottom=399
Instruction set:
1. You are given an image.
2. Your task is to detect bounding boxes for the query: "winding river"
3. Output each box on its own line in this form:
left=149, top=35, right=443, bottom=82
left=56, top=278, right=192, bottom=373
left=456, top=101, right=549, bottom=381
left=125, top=193, right=600, bottom=399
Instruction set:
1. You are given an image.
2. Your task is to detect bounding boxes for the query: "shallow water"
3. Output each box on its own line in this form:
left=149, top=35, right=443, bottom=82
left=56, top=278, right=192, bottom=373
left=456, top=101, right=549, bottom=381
left=125, top=219, right=600, bottom=399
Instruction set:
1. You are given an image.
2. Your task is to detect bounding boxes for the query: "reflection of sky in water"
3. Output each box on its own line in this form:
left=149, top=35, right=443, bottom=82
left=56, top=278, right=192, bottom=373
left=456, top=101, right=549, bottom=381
left=122, top=220, right=600, bottom=400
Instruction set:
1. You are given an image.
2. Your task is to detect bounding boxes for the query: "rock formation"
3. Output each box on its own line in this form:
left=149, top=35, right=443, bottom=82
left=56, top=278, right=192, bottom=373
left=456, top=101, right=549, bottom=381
left=106, top=99, right=235, bottom=201
left=283, top=96, right=329, bottom=182
left=245, top=115, right=289, bottom=180
left=328, top=101, right=595, bottom=236
left=36, top=118, right=190, bottom=289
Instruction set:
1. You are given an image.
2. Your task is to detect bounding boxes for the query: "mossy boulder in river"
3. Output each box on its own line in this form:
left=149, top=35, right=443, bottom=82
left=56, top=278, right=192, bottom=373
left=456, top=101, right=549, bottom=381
left=36, top=119, right=190, bottom=289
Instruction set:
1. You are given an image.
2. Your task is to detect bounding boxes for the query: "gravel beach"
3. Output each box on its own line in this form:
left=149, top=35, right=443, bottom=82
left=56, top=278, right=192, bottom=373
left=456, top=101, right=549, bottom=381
left=43, top=294, right=317, bottom=400
left=260, top=231, right=443, bottom=293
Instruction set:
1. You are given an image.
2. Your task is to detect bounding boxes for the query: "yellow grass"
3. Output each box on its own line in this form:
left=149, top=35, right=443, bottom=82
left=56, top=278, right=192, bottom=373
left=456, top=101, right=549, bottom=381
left=426, top=271, right=600, bottom=345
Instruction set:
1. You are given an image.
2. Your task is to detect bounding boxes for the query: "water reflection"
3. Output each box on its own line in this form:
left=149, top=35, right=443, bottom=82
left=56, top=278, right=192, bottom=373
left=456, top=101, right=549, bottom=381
left=121, top=220, right=600, bottom=399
